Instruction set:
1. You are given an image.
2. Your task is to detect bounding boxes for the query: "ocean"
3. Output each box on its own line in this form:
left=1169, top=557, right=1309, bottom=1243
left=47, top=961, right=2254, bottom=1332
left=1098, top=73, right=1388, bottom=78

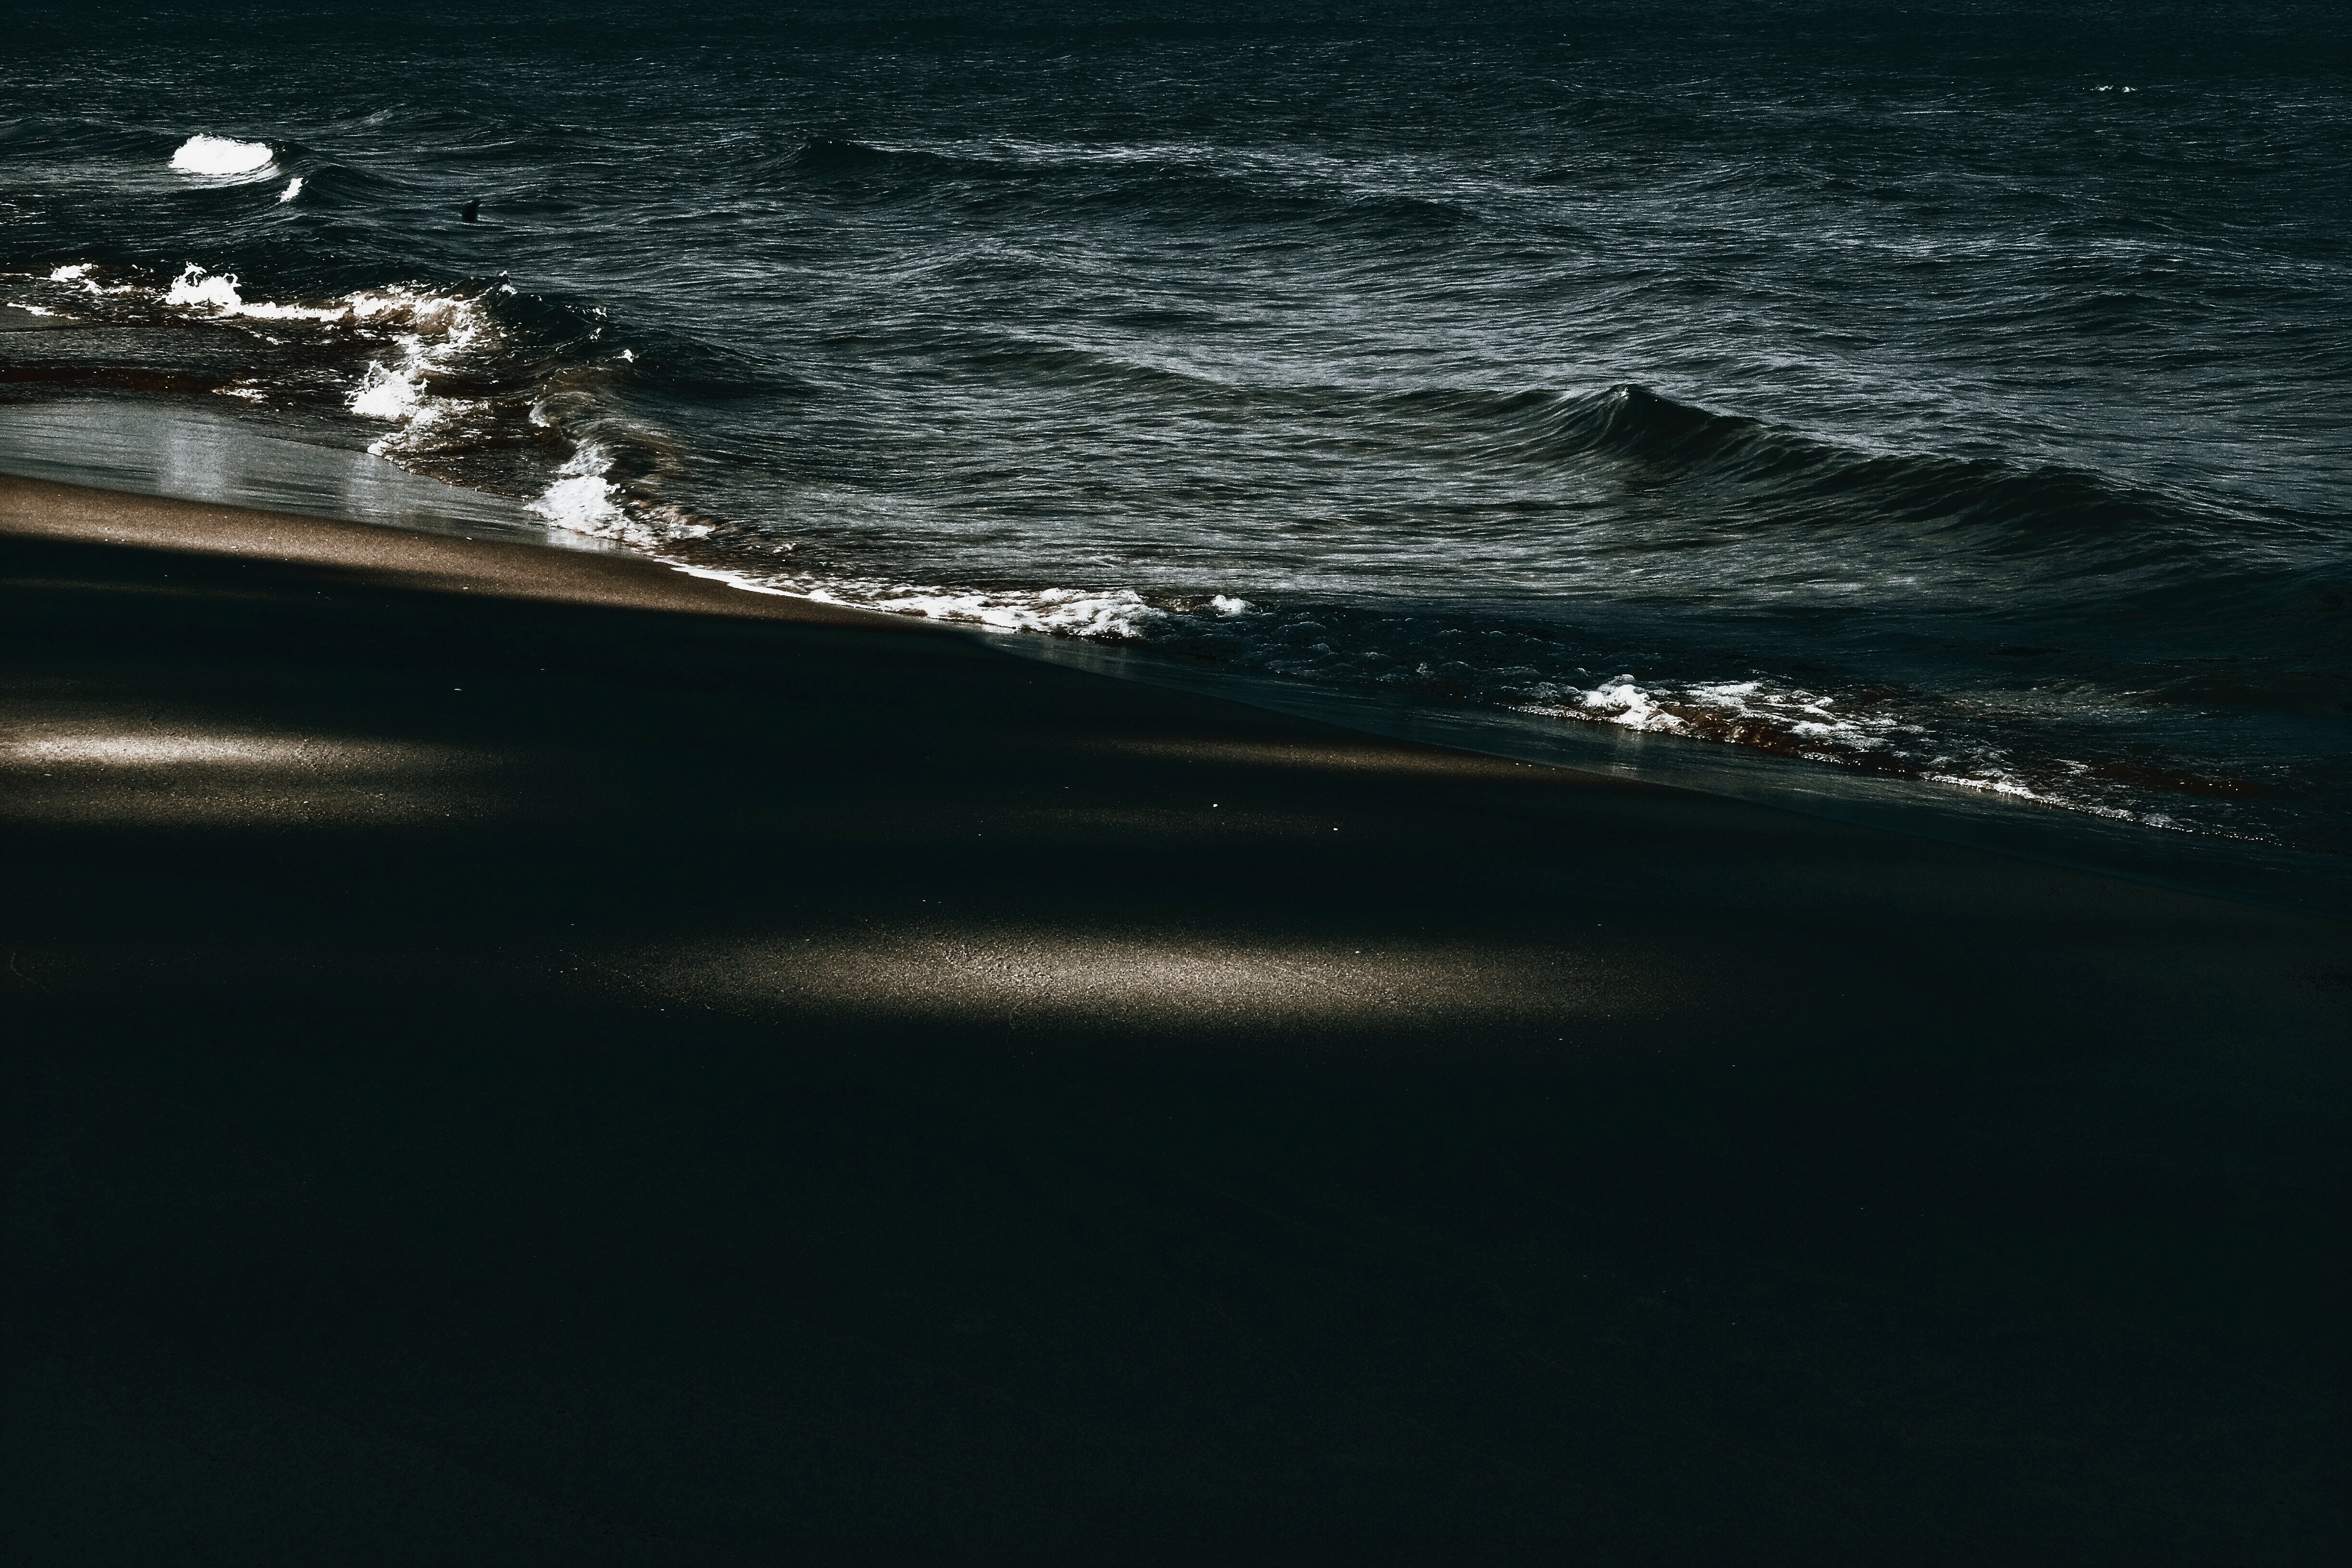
left=5, top=1, right=2347, bottom=867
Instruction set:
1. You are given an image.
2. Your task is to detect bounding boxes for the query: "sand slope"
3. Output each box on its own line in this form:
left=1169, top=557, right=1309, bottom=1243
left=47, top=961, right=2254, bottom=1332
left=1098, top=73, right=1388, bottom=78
left=4, top=477, right=2345, bottom=1560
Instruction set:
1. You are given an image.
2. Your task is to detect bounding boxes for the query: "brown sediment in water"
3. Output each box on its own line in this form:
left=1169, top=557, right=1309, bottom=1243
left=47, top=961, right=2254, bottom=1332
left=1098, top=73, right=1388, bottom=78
left=4, top=474, right=2346, bottom=1559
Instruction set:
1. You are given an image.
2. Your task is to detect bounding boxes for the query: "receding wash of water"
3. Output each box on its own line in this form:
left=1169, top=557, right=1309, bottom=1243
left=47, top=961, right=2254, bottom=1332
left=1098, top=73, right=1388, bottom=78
left=4, top=1, right=2346, bottom=860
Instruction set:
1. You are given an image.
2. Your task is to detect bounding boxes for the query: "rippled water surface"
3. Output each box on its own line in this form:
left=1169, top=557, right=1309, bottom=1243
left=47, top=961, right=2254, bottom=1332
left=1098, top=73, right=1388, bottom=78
left=4, top=2, right=2347, bottom=853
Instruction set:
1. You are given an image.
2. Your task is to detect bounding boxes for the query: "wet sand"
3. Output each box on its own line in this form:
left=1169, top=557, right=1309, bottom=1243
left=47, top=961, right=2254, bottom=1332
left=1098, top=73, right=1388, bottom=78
left=4, top=475, right=2345, bottom=1560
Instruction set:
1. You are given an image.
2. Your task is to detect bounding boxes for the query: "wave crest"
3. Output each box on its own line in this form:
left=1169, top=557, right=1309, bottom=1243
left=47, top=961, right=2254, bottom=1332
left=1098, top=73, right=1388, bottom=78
left=1435, top=383, right=2263, bottom=561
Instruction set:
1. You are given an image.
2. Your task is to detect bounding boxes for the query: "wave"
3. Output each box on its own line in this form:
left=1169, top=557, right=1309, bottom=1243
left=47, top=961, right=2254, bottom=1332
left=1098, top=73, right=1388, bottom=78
left=5, top=258, right=548, bottom=478
left=261, top=159, right=408, bottom=204
left=803, top=341, right=2282, bottom=574
left=781, top=136, right=1251, bottom=183
left=138, top=264, right=502, bottom=457
left=0, top=115, right=161, bottom=157
left=784, top=137, right=963, bottom=178
left=1391, top=383, right=2296, bottom=570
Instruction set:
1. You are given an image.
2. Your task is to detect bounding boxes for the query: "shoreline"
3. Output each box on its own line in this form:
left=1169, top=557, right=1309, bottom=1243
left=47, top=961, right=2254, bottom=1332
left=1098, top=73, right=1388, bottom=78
left=7, top=399, right=2339, bottom=916
left=0, top=471, right=914, bottom=630
left=5, top=473, right=2347, bottom=1555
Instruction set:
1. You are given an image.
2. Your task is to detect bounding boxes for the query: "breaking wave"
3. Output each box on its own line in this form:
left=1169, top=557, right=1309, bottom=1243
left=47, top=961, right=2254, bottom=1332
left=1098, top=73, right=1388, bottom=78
left=12, top=259, right=530, bottom=468
left=526, top=438, right=633, bottom=538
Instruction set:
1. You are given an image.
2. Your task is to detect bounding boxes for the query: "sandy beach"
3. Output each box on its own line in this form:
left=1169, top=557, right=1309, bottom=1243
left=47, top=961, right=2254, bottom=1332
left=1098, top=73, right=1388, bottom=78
left=5, top=474, right=2345, bottom=1558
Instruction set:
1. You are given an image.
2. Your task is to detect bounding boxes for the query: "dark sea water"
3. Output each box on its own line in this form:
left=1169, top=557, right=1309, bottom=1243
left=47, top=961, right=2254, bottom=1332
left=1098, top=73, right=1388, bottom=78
left=5, top=2, right=2348, bottom=861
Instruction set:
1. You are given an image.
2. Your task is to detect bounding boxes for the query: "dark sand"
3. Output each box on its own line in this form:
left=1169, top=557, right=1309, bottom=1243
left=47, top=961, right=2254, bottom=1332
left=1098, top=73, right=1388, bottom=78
left=4, top=475, right=2345, bottom=1560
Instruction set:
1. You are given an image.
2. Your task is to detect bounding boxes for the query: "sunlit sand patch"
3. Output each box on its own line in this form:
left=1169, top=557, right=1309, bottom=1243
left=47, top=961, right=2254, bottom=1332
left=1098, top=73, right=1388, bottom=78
left=0, top=723, right=511, bottom=825
left=606, top=925, right=1666, bottom=1034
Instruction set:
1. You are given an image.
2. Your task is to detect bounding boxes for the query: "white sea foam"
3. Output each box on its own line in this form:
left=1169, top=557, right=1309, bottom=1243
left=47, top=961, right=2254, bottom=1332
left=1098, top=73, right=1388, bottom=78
left=162, top=264, right=245, bottom=312
left=600, top=552, right=1185, bottom=639
left=527, top=441, right=639, bottom=539
left=278, top=176, right=304, bottom=204
left=8, top=302, right=61, bottom=317
left=144, top=265, right=493, bottom=355
left=348, top=361, right=426, bottom=420
left=897, top=586, right=1151, bottom=636
left=357, top=380, right=466, bottom=457
left=171, top=134, right=274, bottom=175
left=163, top=264, right=344, bottom=320
left=69, top=258, right=502, bottom=466
left=668, top=563, right=792, bottom=596
left=1926, top=772, right=2041, bottom=800
left=776, top=580, right=1172, bottom=638
left=503, top=507, right=1195, bottom=637
left=1507, top=672, right=1923, bottom=772
left=1573, top=680, right=1678, bottom=732
left=344, top=284, right=488, bottom=342
left=328, top=286, right=499, bottom=454
left=47, top=262, right=128, bottom=298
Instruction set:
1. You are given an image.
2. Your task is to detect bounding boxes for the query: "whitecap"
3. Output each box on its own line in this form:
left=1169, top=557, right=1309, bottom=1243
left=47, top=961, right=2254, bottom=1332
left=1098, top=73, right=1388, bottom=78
left=171, top=134, right=274, bottom=175
left=278, top=176, right=304, bottom=204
